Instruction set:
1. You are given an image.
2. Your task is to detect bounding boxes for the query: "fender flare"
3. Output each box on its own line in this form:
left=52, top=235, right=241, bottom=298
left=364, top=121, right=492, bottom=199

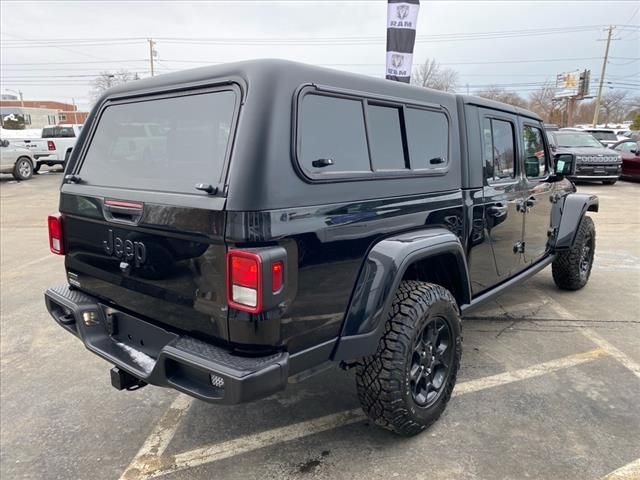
left=332, top=227, right=471, bottom=361
left=552, top=193, right=598, bottom=251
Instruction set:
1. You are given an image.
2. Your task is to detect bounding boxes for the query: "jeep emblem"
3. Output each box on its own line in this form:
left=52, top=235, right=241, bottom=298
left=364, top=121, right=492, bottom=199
left=103, top=229, right=147, bottom=268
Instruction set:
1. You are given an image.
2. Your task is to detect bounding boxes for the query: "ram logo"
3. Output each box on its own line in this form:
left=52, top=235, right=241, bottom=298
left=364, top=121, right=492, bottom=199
left=396, top=4, right=410, bottom=19
left=391, top=54, right=405, bottom=68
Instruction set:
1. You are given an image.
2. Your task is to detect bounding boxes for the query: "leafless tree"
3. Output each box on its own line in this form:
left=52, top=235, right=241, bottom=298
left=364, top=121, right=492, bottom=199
left=528, top=83, right=557, bottom=122
left=91, top=70, right=137, bottom=100
left=475, top=86, right=528, bottom=108
left=598, top=90, right=629, bottom=125
left=411, top=58, right=459, bottom=92
left=574, top=100, right=596, bottom=125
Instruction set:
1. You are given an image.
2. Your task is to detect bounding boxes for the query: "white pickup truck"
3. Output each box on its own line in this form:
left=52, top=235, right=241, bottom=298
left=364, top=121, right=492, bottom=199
left=12, top=124, right=82, bottom=172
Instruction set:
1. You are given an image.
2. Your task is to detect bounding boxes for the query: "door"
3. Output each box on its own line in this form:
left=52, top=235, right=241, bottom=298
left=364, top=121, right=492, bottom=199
left=480, top=113, right=526, bottom=280
left=521, top=122, right=554, bottom=263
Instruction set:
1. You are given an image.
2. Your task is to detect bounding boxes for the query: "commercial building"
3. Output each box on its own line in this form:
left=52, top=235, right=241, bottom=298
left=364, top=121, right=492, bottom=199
left=0, top=99, right=88, bottom=129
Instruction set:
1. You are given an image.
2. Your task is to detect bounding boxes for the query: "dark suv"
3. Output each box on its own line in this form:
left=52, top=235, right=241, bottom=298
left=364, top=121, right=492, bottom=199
left=548, top=130, right=622, bottom=185
left=45, top=60, right=597, bottom=436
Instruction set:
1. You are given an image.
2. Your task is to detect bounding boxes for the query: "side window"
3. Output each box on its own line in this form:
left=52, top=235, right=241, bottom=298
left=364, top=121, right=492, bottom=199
left=367, top=104, right=407, bottom=170
left=614, top=141, right=634, bottom=153
left=297, top=90, right=450, bottom=179
left=482, top=118, right=515, bottom=181
left=299, top=94, right=370, bottom=174
left=523, top=125, right=547, bottom=178
left=405, top=108, right=448, bottom=170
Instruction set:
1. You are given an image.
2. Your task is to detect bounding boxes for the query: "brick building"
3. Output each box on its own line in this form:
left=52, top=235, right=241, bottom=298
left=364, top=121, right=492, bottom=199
left=0, top=99, right=88, bottom=129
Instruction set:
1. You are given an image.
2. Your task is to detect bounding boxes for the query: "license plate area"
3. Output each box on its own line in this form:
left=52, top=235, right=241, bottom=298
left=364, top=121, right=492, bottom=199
left=100, top=304, right=178, bottom=358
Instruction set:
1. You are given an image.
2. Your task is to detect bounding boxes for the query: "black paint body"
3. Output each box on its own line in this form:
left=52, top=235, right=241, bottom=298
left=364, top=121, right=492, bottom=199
left=48, top=60, right=595, bottom=401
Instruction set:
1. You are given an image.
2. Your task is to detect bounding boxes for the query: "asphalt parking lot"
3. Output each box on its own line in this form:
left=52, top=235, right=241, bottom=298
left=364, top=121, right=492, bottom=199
left=1, top=171, right=638, bottom=480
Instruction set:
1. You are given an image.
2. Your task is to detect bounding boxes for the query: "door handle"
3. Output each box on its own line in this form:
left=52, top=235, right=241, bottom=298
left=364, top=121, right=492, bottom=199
left=312, top=158, right=334, bottom=168
left=103, top=199, right=143, bottom=225
left=487, top=205, right=508, bottom=217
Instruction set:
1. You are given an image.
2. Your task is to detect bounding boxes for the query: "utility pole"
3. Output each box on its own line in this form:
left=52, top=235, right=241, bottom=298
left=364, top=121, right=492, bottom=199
left=592, top=25, right=614, bottom=127
left=148, top=39, right=156, bottom=77
left=72, top=97, right=77, bottom=124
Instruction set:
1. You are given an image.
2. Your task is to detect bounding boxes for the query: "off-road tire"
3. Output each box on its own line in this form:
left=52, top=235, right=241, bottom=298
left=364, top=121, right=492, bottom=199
left=552, top=215, right=595, bottom=290
left=13, top=157, right=33, bottom=181
left=356, top=281, right=462, bottom=437
left=603, top=180, right=617, bottom=185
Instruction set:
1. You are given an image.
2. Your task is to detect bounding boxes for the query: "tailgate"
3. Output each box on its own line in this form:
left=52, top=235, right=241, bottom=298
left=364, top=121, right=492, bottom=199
left=58, top=85, right=241, bottom=343
left=61, top=194, right=229, bottom=342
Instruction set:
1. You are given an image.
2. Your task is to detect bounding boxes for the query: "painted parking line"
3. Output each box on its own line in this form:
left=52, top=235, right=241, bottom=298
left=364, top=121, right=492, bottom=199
left=453, top=347, right=608, bottom=396
left=546, top=297, right=640, bottom=379
left=120, top=395, right=193, bottom=480
left=120, top=347, right=608, bottom=480
left=147, top=409, right=365, bottom=479
left=601, top=458, right=640, bottom=480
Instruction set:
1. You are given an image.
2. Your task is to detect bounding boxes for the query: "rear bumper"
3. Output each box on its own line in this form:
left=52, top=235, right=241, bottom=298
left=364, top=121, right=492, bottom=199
left=33, top=154, right=61, bottom=162
left=44, top=284, right=289, bottom=404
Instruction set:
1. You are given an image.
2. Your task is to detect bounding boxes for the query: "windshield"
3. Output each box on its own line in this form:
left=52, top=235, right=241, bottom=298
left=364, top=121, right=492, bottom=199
left=79, top=89, right=237, bottom=194
left=587, top=131, right=617, bottom=141
left=551, top=132, right=604, bottom=148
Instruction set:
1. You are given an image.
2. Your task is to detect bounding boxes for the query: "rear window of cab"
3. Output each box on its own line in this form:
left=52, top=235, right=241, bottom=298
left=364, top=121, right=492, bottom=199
left=77, top=88, right=238, bottom=195
left=296, top=89, right=450, bottom=181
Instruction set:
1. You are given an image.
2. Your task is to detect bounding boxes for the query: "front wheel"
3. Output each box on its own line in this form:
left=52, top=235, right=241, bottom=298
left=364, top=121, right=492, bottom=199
left=356, top=281, right=462, bottom=436
left=13, top=157, right=34, bottom=180
left=552, top=215, right=595, bottom=290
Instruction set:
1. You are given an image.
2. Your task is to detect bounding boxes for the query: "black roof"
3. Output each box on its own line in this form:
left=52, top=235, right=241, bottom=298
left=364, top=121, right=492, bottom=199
left=101, top=58, right=542, bottom=121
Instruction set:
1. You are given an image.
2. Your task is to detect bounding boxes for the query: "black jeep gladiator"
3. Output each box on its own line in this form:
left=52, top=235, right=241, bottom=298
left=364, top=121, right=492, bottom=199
left=45, top=59, right=597, bottom=436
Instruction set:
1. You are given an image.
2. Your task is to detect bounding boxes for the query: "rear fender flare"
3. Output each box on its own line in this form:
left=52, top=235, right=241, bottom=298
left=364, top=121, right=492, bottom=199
left=332, top=228, right=470, bottom=361
left=553, top=193, right=598, bottom=250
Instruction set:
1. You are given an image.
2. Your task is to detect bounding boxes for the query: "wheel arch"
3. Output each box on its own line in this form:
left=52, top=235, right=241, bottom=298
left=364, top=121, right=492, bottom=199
left=16, top=155, right=34, bottom=165
left=552, top=193, right=599, bottom=251
left=332, top=227, right=471, bottom=361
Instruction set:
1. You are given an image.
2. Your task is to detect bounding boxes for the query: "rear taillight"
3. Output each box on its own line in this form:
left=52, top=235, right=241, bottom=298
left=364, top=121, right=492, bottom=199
left=48, top=214, right=64, bottom=255
left=271, top=261, right=283, bottom=292
left=47, top=140, right=56, bottom=151
left=227, top=251, right=262, bottom=313
left=226, top=249, right=287, bottom=314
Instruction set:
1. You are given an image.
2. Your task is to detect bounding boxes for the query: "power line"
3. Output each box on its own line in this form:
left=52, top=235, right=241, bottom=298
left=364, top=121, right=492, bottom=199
left=0, top=24, right=608, bottom=48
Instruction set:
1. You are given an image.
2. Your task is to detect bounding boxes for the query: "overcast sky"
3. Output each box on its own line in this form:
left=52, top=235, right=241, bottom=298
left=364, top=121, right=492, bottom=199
left=1, top=0, right=638, bottom=111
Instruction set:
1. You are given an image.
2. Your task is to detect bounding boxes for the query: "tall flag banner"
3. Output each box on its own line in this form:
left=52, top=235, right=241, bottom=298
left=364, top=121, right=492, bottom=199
left=385, top=0, right=420, bottom=83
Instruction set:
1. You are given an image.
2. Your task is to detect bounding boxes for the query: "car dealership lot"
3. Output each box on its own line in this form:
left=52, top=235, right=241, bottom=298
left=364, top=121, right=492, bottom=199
left=1, top=172, right=639, bottom=480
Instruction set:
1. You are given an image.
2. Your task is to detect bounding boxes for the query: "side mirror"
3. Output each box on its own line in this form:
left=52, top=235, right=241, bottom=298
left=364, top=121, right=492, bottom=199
left=630, top=145, right=638, bottom=154
left=551, top=153, right=575, bottom=180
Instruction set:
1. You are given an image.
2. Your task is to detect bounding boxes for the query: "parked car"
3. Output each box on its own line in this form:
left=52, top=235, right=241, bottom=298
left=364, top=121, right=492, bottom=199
left=0, top=139, right=35, bottom=180
left=9, top=124, right=82, bottom=173
left=36, top=124, right=82, bottom=172
left=614, top=129, right=632, bottom=139
left=610, top=139, right=640, bottom=181
left=582, top=128, right=619, bottom=147
left=548, top=130, right=622, bottom=184
left=45, top=59, right=597, bottom=437
left=627, top=131, right=640, bottom=141
left=544, top=123, right=559, bottom=132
